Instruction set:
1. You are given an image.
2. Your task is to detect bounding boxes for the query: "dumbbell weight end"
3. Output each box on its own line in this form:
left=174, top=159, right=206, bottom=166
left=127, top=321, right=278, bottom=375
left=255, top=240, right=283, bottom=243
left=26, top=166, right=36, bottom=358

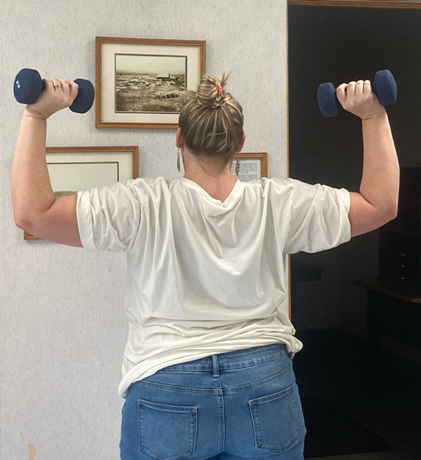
left=13, top=68, right=44, bottom=105
left=317, top=83, right=340, bottom=118
left=371, top=69, right=397, bottom=106
left=70, top=79, right=95, bottom=113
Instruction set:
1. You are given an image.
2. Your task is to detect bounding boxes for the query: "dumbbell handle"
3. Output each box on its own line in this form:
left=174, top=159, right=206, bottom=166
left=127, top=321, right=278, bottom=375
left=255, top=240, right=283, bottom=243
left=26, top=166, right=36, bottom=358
left=327, top=78, right=382, bottom=105
left=14, top=68, right=95, bottom=114
left=317, top=70, right=397, bottom=118
left=327, top=83, right=382, bottom=114
left=38, top=78, right=94, bottom=114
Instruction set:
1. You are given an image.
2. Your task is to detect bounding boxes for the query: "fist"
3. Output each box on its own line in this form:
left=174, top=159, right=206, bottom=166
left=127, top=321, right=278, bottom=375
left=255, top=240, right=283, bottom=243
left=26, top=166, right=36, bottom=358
left=24, top=79, right=79, bottom=119
left=336, top=80, right=384, bottom=120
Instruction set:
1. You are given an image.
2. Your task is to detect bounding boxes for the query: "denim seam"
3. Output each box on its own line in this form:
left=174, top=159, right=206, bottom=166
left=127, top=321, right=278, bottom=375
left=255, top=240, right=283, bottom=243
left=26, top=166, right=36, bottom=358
left=135, top=362, right=292, bottom=395
left=219, top=345, right=287, bottom=360
left=220, top=352, right=288, bottom=371
left=135, top=381, right=224, bottom=395
left=223, top=362, right=292, bottom=394
left=161, top=351, right=288, bottom=373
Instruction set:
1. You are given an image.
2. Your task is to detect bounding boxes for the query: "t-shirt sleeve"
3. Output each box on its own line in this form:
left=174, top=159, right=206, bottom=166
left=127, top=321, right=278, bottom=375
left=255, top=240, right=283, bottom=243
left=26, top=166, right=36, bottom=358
left=76, top=180, right=142, bottom=252
left=285, top=179, right=351, bottom=254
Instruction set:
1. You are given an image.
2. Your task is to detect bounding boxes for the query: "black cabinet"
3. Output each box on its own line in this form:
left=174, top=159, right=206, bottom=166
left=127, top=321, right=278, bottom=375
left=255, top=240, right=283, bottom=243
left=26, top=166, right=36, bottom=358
left=356, top=167, right=421, bottom=390
left=379, top=168, right=421, bottom=285
left=379, top=229, right=421, bottom=285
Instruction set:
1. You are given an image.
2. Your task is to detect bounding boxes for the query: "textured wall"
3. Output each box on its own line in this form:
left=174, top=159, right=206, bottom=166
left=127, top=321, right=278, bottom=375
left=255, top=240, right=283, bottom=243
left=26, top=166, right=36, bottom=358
left=0, top=1, right=288, bottom=459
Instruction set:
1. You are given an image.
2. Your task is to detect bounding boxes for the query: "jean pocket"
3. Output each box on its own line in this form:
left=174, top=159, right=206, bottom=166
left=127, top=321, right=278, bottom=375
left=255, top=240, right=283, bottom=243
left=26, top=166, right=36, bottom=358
left=248, top=384, right=301, bottom=453
left=138, top=399, right=198, bottom=460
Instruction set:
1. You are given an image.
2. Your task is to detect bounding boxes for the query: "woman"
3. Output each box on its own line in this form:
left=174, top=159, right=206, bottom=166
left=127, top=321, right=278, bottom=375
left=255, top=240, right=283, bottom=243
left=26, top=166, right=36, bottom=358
left=11, top=74, right=399, bottom=460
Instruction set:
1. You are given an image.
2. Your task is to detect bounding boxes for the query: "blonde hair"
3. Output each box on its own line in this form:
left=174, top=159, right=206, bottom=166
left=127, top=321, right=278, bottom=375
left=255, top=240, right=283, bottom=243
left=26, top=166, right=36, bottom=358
left=178, top=74, right=244, bottom=166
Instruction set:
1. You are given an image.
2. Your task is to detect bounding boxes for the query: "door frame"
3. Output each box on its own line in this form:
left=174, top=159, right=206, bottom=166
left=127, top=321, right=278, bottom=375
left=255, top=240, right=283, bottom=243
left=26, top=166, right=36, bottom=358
left=289, top=0, right=421, bottom=9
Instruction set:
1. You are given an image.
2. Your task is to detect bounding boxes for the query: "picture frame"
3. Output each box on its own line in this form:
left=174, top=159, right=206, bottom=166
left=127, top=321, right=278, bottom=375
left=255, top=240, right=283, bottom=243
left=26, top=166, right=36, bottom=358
left=95, top=37, right=206, bottom=129
left=231, top=153, right=268, bottom=181
left=24, top=146, right=139, bottom=240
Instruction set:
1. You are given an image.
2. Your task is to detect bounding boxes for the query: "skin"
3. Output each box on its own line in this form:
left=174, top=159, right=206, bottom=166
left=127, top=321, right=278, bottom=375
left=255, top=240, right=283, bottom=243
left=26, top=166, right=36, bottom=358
left=11, top=78, right=399, bottom=245
left=176, top=128, right=246, bottom=203
left=338, top=80, right=399, bottom=236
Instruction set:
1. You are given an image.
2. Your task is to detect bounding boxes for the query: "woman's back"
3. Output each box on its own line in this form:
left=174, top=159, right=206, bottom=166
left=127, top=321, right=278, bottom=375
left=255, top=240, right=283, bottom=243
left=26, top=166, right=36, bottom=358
left=76, top=174, right=350, bottom=397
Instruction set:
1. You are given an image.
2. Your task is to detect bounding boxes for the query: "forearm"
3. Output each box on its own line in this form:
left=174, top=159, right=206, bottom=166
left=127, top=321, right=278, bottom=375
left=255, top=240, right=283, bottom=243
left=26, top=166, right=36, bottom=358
left=11, top=111, right=55, bottom=227
left=359, top=109, right=399, bottom=219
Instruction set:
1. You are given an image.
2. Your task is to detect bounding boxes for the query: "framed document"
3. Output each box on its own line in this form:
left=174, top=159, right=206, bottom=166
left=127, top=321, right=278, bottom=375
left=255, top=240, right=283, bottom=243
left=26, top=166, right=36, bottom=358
left=231, top=153, right=268, bottom=181
left=24, top=146, right=139, bottom=240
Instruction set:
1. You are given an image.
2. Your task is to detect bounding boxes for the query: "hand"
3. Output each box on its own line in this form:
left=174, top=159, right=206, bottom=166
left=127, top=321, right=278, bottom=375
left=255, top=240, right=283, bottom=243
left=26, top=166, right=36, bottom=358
left=336, top=80, right=385, bottom=120
left=23, top=79, right=79, bottom=120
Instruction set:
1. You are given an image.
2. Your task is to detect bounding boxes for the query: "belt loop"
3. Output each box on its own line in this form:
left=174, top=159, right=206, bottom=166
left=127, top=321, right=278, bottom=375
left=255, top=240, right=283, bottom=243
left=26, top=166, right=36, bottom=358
left=212, top=355, right=220, bottom=378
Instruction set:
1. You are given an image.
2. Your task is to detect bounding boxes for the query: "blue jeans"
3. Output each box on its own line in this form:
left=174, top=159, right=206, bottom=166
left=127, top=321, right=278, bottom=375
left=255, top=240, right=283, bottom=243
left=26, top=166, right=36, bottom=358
left=120, top=344, right=306, bottom=460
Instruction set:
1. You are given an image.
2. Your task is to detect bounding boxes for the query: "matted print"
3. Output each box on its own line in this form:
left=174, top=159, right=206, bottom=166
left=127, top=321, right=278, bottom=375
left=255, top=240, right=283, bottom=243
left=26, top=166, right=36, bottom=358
left=96, top=37, right=206, bottom=129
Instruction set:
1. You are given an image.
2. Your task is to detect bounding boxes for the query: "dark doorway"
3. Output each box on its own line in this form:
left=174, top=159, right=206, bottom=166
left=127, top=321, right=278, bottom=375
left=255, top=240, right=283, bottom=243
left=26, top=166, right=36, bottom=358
left=288, top=5, right=421, bottom=458
left=288, top=4, right=421, bottom=334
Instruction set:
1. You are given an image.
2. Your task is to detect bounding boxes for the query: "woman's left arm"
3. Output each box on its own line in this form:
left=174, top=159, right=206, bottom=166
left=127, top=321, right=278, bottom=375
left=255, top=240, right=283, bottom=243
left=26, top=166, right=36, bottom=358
left=348, top=110, right=399, bottom=237
left=336, top=81, right=399, bottom=237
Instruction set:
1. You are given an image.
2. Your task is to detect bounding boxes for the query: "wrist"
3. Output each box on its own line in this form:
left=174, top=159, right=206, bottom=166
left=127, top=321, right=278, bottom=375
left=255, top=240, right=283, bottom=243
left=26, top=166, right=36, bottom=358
left=23, top=106, right=49, bottom=121
left=360, top=106, right=387, bottom=122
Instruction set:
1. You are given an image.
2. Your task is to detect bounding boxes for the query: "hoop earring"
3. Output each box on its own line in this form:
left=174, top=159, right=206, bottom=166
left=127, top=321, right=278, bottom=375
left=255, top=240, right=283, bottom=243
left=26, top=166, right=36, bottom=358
left=235, top=154, right=240, bottom=177
left=177, top=149, right=181, bottom=173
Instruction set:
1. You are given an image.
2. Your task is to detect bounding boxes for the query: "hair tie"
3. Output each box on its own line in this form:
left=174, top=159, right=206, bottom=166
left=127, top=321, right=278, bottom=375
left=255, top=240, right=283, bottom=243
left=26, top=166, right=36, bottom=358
left=213, top=79, right=227, bottom=108
left=195, top=80, right=228, bottom=109
left=214, top=79, right=223, bottom=97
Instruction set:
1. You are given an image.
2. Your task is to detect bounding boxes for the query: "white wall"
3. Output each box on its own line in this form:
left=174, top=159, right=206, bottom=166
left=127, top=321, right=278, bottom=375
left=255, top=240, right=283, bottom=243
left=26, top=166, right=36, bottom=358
left=1, top=1, right=289, bottom=459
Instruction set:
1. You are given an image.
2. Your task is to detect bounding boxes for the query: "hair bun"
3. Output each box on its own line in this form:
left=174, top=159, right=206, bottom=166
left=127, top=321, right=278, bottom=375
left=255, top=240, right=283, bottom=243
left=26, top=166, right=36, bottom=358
left=178, top=72, right=244, bottom=162
left=195, top=74, right=229, bottom=108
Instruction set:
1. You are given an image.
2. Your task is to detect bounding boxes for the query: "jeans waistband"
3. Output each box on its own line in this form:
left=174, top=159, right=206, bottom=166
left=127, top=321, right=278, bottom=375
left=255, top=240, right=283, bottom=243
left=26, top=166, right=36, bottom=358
left=160, top=344, right=288, bottom=377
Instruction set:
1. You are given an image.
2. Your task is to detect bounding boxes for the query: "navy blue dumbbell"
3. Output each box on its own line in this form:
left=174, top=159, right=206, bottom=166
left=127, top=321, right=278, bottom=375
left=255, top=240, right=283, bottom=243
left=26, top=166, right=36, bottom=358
left=13, top=68, right=95, bottom=114
left=317, top=69, right=397, bottom=117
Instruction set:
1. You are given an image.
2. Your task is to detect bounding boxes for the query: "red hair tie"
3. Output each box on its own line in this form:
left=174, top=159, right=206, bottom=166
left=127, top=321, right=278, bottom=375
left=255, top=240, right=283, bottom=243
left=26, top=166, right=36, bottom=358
left=213, top=79, right=227, bottom=108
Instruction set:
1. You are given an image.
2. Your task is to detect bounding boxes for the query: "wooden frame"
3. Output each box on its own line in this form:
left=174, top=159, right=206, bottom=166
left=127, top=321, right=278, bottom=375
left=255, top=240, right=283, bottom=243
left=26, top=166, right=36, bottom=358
left=288, top=0, right=421, bottom=9
left=231, top=153, right=268, bottom=181
left=95, top=37, right=206, bottom=129
left=24, top=146, right=139, bottom=240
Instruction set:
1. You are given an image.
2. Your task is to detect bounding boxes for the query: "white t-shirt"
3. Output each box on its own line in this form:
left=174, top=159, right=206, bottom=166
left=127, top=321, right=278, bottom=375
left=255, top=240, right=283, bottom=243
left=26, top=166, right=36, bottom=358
left=76, top=177, right=351, bottom=398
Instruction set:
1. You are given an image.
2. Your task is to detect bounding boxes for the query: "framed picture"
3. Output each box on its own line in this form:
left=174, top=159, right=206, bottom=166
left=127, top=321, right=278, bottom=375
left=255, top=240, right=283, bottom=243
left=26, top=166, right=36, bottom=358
left=24, top=146, right=139, bottom=240
left=95, top=37, right=206, bottom=129
left=231, top=153, right=268, bottom=182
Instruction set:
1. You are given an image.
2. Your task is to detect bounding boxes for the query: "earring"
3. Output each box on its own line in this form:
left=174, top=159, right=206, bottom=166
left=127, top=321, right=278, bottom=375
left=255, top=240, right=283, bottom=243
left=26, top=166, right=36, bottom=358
left=177, top=149, right=181, bottom=173
left=235, top=154, right=240, bottom=177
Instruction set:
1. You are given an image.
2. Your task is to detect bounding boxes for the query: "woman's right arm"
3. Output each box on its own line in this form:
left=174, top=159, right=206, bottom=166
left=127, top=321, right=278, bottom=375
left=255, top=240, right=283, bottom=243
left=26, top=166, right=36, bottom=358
left=11, top=79, right=83, bottom=247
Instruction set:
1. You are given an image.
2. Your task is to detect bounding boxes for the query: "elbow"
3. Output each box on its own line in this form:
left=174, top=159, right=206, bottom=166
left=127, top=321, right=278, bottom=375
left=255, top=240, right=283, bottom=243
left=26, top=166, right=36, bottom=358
left=389, top=207, right=399, bottom=222
left=14, top=216, right=32, bottom=232
left=388, top=200, right=399, bottom=221
left=381, top=203, right=399, bottom=226
left=13, top=211, right=35, bottom=233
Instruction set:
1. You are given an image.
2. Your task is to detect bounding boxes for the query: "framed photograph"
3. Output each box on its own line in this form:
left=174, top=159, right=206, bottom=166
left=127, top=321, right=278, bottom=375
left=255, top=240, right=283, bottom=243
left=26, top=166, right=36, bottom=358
left=95, top=37, right=206, bottom=129
left=231, top=153, right=268, bottom=182
left=24, top=146, right=139, bottom=240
